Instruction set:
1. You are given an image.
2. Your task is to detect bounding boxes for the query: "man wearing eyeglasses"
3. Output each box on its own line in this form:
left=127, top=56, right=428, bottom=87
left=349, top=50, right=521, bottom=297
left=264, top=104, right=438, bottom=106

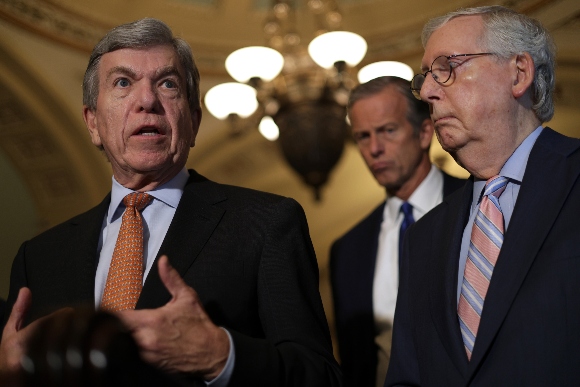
left=385, top=5, right=580, bottom=386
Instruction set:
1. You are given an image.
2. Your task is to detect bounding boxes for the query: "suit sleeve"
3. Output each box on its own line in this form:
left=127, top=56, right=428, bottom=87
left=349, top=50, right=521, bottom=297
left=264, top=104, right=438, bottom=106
left=383, top=229, right=420, bottom=387
left=228, top=197, right=343, bottom=387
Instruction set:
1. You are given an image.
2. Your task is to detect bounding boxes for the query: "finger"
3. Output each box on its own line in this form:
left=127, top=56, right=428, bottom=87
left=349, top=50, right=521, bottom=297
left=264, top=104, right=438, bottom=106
left=5, top=288, right=32, bottom=333
left=157, top=255, right=190, bottom=300
left=114, top=310, right=160, bottom=353
left=114, top=309, right=145, bottom=331
left=16, top=307, right=74, bottom=345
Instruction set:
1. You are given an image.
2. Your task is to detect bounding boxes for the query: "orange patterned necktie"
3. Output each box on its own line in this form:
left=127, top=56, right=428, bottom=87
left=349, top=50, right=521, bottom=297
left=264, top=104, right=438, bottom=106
left=101, top=192, right=153, bottom=312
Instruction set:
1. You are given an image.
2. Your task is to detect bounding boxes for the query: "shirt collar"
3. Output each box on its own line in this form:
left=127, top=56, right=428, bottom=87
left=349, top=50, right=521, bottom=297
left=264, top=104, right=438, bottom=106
left=472, top=125, right=543, bottom=204
left=385, top=164, right=442, bottom=219
left=107, top=168, right=190, bottom=223
left=407, top=164, right=442, bottom=215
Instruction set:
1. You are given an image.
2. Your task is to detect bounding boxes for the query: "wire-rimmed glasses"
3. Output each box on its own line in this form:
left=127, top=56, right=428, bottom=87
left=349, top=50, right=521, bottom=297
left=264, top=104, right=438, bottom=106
left=410, top=53, right=494, bottom=100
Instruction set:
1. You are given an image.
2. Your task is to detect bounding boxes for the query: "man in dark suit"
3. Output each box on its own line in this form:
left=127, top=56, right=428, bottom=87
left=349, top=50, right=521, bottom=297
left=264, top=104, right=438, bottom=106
left=330, top=76, right=464, bottom=387
left=0, top=18, right=342, bottom=386
left=385, top=6, right=580, bottom=386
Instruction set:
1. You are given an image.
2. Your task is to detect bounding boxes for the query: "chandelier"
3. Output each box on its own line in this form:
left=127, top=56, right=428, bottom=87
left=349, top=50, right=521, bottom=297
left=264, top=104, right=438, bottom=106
left=204, top=0, right=413, bottom=200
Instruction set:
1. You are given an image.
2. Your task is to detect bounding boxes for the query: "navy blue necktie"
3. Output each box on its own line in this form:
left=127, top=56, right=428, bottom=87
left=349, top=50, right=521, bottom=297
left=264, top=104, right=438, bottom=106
left=399, top=202, right=415, bottom=269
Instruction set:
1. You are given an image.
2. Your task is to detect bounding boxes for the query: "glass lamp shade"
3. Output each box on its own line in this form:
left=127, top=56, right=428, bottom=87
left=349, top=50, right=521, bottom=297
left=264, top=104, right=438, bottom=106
left=274, top=99, right=348, bottom=201
left=308, top=31, right=367, bottom=69
left=357, top=61, right=414, bottom=83
left=259, top=116, right=280, bottom=141
left=204, top=83, right=258, bottom=119
left=225, top=46, right=284, bottom=83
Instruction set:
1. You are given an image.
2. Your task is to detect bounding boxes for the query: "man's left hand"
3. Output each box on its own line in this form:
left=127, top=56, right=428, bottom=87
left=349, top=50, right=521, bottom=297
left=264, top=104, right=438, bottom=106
left=117, top=255, right=230, bottom=381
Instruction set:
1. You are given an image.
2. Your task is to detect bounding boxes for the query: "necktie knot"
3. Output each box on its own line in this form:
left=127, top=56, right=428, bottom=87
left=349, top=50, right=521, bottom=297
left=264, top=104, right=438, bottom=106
left=483, top=176, right=508, bottom=199
left=124, top=192, right=153, bottom=211
left=400, top=201, right=414, bottom=218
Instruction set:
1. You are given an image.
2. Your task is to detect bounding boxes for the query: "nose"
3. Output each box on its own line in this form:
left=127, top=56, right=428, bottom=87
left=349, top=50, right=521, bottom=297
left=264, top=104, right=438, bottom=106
left=136, top=83, right=161, bottom=113
left=369, top=132, right=384, bottom=157
left=419, top=71, right=441, bottom=102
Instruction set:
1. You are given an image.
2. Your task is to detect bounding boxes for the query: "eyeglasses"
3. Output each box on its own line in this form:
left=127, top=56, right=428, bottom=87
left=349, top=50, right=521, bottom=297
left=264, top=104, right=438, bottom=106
left=410, top=53, right=494, bottom=100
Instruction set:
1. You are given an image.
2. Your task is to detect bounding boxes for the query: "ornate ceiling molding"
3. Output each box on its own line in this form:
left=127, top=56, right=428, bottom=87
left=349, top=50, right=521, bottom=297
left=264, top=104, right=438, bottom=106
left=0, top=0, right=231, bottom=74
left=0, top=0, right=107, bottom=52
left=1, top=0, right=575, bottom=77
left=362, top=0, right=563, bottom=63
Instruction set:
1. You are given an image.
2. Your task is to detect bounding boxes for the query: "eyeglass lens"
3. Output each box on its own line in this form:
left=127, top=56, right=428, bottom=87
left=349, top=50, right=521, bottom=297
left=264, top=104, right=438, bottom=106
left=431, top=56, right=453, bottom=84
left=410, top=55, right=452, bottom=99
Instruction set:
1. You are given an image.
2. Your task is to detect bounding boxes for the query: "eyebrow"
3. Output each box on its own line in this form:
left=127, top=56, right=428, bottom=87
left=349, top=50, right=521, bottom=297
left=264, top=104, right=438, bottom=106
left=155, top=65, right=183, bottom=81
left=420, top=53, right=446, bottom=73
left=419, top=59, right=433, bottom=73
left=105, top=65, right=183, bottom=82
left=106, top=65, right=137, bottom=81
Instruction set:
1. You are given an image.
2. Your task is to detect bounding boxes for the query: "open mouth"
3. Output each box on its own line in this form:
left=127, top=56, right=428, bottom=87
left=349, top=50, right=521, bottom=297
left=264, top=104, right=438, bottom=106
left=136, top=127, right=161, bottom=136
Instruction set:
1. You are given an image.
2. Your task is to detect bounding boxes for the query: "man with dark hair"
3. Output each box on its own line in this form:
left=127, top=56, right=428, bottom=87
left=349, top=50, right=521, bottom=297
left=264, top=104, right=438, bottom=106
left=386, top=5, right=580, bottom=386
left=330, top=76, right=464, bottom=387
left=1, top=18, right=342, bottom=387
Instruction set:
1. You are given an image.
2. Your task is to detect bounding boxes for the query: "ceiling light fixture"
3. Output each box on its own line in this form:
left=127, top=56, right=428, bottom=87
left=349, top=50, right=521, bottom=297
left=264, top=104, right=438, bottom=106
left=204, top=0, right=412, bottom=200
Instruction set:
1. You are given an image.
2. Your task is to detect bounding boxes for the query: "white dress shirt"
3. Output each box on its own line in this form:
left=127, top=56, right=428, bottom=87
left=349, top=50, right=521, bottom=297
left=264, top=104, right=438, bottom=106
left=372, top=165, right=444, bottom=386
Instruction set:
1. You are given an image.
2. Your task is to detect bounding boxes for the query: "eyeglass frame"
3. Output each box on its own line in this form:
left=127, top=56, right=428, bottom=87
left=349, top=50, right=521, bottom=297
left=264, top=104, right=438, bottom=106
left=410, top=53, right=495, bottom=100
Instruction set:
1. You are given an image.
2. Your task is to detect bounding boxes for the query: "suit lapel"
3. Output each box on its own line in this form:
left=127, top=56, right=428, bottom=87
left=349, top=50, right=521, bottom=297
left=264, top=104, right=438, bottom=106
left=365, top=202, right=384, bottom=309
left=429, top=180, right=473, bottom=376
left=67, top=195, right=110, bottom=304
left=442, top=171, right=466, bottom=197
left=467, top=128, right=580, bottom=379
left=136, top=171, right=226, bottom=309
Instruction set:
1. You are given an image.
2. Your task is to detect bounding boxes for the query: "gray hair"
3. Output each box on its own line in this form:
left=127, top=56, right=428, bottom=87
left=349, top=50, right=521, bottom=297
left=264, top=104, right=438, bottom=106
left=347, top=76, right=431, bottom=135
left=422, top=5, right=556, bottom=123
left=82, top=18, right=200, bottom=115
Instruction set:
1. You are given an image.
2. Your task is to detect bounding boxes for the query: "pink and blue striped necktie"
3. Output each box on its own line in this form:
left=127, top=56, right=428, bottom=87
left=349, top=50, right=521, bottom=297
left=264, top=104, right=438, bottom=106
left=458, top=175, right=508, bottom=360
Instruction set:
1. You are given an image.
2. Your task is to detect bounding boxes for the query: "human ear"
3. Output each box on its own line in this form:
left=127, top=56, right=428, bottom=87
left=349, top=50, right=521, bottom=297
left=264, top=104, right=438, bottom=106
left=512, top=52, right=535, bottom=99
left=82, top=106, right=102, bottom=147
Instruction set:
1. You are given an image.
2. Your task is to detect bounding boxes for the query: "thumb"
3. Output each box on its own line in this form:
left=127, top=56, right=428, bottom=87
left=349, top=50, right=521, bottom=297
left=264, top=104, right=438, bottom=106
left=5, top=288, right=32, bottom=333
left=157, top=255, right=189, bottom=301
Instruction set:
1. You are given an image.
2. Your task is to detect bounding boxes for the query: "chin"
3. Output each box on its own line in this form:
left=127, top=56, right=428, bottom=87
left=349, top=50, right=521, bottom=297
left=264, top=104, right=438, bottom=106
left=438, top=142, right=457, bottom=155
left=379, top=177, right=401, bottom=191
left=435, top=132, right=461, bottom=154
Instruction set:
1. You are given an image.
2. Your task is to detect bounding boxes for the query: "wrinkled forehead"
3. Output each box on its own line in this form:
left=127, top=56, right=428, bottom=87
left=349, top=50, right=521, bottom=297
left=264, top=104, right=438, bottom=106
left=98, top=45, right=185, bottom=82
left=421, top=15, right=486, bottom=71
left=100, top=44, right=180, bottom=66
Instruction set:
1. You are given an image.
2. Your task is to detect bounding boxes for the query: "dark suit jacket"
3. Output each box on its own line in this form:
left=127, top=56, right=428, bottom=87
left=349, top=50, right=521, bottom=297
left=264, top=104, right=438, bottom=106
left=385, top=128, right=580, bottom=386
left=330, top=170, right=465, bottom=387
left=6, top=170, right=342, bottom=387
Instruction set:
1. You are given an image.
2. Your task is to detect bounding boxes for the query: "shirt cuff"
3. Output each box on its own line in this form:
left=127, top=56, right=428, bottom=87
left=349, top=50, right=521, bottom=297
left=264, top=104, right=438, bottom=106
left=205, top=328, right=235, bottom=387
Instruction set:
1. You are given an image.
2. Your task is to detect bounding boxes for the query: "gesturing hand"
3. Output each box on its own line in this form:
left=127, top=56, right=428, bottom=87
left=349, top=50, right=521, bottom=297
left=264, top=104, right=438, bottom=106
left=116, top=255, right=230, bottom=381
left=0, top=287, right=33, bottom=377
left=0, top=289, right=73, bottom=382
